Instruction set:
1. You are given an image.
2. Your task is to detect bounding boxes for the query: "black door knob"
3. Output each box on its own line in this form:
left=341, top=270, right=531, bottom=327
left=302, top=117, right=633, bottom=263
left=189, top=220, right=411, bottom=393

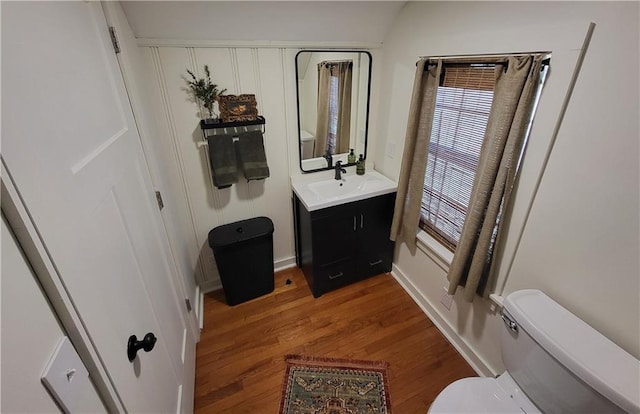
left=127, top=332, right=157, bottom=362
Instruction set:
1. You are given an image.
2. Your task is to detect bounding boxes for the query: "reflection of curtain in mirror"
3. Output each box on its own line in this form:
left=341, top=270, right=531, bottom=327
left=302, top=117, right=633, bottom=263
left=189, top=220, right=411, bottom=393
left=314, top=61, right=352, bottom=157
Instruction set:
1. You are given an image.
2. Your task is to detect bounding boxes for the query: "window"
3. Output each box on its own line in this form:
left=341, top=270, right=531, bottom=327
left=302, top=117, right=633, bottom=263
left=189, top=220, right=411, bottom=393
left=420, top=65, right=496, bottom=250
left=419, top=62, right=547, bottom=252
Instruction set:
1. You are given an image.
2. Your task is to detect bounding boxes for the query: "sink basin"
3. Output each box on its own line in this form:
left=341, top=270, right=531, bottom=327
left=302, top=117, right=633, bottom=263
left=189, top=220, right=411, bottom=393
left=292, top=170, right=397, bottom=211
left=308, top=174, right=387, bottom=199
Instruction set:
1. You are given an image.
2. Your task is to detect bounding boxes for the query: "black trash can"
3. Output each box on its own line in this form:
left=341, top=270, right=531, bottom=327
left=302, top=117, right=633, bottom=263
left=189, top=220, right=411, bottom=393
left=208, top=217, right=275, bottom=306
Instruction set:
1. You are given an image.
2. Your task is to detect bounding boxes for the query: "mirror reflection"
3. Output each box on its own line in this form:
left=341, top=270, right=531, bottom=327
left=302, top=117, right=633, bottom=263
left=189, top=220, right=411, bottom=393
left=296, top=50, right=371, bottom=172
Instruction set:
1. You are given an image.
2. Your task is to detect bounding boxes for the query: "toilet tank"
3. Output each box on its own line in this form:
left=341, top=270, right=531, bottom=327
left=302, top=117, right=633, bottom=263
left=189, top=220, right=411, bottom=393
left=501, top=289, right=639, bottom=413
left=299, top=130, right=315, bottom=159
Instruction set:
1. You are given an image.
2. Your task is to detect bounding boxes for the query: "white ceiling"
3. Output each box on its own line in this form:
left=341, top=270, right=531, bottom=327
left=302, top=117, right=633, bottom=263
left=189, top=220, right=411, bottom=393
left=120, top=1, right=406, bottom=43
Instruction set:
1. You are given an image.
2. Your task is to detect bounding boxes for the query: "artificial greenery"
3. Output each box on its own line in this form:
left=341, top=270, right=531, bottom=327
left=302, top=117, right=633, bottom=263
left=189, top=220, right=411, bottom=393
left=185, top=65, right=227, bottom=119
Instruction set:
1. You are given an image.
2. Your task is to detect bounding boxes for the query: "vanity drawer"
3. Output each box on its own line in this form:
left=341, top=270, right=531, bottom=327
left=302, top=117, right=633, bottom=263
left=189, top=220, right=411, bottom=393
left=357, top=251, right=392, bottom=278
left=314, top=261, right=355, bottom=296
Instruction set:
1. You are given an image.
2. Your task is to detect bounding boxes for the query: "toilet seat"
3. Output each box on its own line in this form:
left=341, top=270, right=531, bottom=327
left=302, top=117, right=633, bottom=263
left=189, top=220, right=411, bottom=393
left=428, top=373, right=541, bottom=414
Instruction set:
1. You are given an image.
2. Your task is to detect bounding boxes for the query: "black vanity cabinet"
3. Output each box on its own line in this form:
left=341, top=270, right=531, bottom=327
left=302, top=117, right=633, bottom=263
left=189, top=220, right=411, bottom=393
left=293, top=192, right=396, bottom=297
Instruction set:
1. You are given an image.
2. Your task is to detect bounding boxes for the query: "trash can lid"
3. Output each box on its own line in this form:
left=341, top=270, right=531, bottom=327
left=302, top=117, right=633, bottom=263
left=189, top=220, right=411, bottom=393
left=208, top=216, right=274, bottom=248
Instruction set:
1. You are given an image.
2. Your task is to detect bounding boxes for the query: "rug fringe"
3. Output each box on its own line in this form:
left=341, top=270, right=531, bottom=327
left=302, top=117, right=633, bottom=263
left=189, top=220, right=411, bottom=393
left=284, top=354, right=390, bottom=370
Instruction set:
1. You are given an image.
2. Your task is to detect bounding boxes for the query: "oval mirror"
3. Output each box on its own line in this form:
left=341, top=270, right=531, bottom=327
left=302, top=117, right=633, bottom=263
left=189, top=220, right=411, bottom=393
left=295, top=50, right=371, bottom=172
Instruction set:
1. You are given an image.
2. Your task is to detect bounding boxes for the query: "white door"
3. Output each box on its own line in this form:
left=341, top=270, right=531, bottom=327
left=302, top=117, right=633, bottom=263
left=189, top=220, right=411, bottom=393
left=2, top=2, right=192, bottom=412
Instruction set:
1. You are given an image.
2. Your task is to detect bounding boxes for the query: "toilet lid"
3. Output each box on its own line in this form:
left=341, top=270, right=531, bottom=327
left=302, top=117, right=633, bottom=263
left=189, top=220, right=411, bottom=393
left=428, top=377, right=539, bottom=414
left=300, top=130, right=315, bottom=142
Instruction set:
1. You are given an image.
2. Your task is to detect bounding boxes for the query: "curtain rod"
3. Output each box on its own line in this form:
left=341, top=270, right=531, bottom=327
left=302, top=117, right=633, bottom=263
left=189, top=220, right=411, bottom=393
left=419, top=51, right=551, bottom=60
left=416, top=55, right=551, bottom=71
left=321, top=60, right=354, bottom=70
left=416, top=52, right=551, bottom=67
left=421, top=58, right=551, bottom=68
left=321, top=60, right=353, bottom=64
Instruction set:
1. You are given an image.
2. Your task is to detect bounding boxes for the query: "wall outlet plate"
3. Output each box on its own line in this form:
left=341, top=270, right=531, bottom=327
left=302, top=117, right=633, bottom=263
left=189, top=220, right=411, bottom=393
left=386, top=141, right=396, bottom=158
left=441, top=287, right=453, bottom=310
left=41, top=337, right=90, bottom=413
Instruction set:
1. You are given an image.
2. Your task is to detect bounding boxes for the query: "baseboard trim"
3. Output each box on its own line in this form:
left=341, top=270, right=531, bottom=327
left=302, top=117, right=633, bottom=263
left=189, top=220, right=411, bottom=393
left=274, top=256, right=297, bottom=272
left=199, top=279, right=222, bottom=295
left=391, top=264, right=494, bottom=377
left=194, top=285, right=203, bottom=331
left=198, top=288, right=205, bottom=331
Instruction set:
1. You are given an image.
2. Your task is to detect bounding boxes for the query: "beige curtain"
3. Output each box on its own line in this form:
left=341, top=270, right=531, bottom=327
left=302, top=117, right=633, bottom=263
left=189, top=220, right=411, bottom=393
left=336, top=61, right=352, bottom=154
left=314, top=62, right=331, bottom=157
left=448, top=55, right=545, bottom=301
left=390, top=59, right=442, bottom=252
left=314, top=61, right=352, bottom=157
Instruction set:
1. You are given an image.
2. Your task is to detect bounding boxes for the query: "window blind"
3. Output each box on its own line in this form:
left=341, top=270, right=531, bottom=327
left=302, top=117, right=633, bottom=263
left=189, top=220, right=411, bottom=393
left=420, top=65, right=496, bottom=250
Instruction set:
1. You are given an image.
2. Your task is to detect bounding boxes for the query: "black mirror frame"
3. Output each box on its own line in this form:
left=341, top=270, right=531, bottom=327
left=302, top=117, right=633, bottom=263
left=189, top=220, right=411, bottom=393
left=295, top=50, right=372, bottom=173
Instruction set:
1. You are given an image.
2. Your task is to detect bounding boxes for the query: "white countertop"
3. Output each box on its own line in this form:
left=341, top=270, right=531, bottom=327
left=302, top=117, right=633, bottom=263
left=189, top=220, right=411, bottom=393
left=291, top=169, right=397, bottom=211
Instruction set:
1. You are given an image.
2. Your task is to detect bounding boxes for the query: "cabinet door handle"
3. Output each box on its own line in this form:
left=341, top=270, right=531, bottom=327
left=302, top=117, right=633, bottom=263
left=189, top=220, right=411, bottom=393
left=353, top=216, right=356, bottom=231
left=369, top=259, right=383, bottom=266
left=360, top=214, right=364, bottom=229
left=329, top=272, right=344, bottom=280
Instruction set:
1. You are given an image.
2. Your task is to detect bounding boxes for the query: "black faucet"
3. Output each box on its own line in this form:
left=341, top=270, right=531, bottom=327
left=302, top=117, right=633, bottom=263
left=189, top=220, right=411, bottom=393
left=323, top=151, right=333, bottom=168
left=334, top=161, right=346, bottom=180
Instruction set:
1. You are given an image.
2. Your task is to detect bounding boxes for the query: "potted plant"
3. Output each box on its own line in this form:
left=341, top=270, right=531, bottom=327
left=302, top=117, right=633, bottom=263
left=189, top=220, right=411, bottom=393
left=185, top=65, right=227, bottom=123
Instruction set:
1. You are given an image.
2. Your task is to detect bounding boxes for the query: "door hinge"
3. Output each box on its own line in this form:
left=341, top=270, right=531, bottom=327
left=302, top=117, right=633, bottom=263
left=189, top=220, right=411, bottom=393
left=155, top=191, right=164, bottom=211
left=185, top=298, right=192, bottom=312
left=108, top=26, right=120, bottom=54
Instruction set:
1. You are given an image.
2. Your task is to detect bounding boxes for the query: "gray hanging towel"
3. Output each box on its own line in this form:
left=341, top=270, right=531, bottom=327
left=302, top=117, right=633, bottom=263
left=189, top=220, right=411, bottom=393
left=237, top=130, right=270, bottom=181
left=207, top=135, right=239, bottom=189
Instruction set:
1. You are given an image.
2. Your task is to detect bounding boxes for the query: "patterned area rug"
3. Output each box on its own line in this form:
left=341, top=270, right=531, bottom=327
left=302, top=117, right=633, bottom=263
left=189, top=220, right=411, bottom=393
left=279, top=355, right=392, bottom=414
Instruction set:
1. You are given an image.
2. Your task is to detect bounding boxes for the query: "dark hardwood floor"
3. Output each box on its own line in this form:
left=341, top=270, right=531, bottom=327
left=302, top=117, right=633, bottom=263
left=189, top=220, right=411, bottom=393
left=194, top=267, right=476, bottom=413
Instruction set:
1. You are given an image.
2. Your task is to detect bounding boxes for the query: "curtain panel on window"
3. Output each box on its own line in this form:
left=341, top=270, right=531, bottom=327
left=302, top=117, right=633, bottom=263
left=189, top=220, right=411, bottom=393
left=390, top=59, right=442, bottom=252
left=314, top=62, right=332, bottom=157
left=448, top=55, right=545, bottom=302
left=392, top=54, right=546, bottom=302
left=314, top=61, right=353, bottom=157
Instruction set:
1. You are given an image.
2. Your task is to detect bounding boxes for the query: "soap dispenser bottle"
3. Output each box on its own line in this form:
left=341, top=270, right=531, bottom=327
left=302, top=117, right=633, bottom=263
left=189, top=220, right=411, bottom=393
left=356, top=154, right=365, bottom=175
left=348, top=148, right=356, bottom=164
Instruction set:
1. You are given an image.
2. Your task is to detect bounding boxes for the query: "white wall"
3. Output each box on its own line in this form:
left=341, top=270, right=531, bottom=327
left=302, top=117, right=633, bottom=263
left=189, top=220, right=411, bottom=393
left=378, top=1, right=640, bottom=372
left=502, top=1, right=640, bottom=356
left=1, top=216, right=107, bottom=413
left=298, top=53, right=317, bottom=135
left=121, top=1, right=404, bottom=43
left=136, top=44, right=384, bottom=291
left=136, top=44, right=387, bottom=291
left=138, top=45, right=299, bottom=291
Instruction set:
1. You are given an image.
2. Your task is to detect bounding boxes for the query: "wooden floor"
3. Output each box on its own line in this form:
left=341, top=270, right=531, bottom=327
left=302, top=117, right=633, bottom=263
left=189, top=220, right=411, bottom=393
left=194, top=268, right=476, bottom=413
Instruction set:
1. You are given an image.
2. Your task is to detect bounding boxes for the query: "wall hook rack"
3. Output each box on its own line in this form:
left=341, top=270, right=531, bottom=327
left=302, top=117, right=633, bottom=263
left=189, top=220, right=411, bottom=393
left=197, top=116, right=266, bottom=147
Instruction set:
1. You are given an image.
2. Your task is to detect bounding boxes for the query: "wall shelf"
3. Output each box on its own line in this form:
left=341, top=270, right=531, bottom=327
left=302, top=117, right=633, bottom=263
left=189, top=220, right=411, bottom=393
left=198, top=116, right=266, bottom=146
left=199, top=116, right=265, bottom=131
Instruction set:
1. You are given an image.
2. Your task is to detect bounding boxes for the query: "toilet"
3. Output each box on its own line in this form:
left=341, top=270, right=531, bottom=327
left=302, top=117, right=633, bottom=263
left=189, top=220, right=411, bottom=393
left=299, top=130, right=315, bottom=159
left=429, top=289, right=640, bottom=413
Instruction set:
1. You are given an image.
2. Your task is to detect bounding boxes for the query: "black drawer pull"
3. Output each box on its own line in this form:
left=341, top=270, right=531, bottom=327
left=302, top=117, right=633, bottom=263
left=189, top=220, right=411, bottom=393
left=369, top=259, right=383, bottom=266
left=329, top=272, right=344, bottom=280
